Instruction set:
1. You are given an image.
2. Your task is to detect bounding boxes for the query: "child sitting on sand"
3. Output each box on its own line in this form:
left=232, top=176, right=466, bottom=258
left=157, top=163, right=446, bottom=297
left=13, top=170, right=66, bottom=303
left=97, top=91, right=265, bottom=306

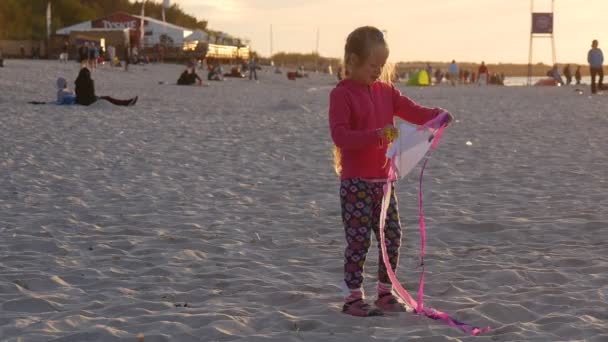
left=56, top=77, right=76, bottom=105
left=329, top=26, right=452, bottom=317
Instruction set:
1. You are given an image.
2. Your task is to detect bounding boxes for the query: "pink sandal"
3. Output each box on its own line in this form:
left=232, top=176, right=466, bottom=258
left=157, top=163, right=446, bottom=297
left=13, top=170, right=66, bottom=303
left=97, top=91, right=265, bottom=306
left=342, top=298, right=384, bottom=317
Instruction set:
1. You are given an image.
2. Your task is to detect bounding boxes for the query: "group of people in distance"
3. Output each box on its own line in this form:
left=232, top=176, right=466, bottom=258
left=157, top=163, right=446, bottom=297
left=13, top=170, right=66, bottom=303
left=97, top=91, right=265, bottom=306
left=546, top=39, right=604, bottom=93
left=402, top=61, right=503, bottom=86
left=77, top=42, right=102, bottom=70
left=176, top=57, right=261, bottom=85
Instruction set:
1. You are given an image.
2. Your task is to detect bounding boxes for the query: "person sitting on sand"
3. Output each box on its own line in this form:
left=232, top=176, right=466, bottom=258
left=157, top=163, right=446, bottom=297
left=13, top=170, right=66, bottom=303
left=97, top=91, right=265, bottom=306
left=224, top=66, right=245, bottom=78
left=56, top=77, right=76, bottom=105
left=75, top=67, right=138, bottom=106
left=178, top=64, right=203, bottom=85
left=296, top=65, right=308, bottom=78
left=207, top=64, right=223, bottom=81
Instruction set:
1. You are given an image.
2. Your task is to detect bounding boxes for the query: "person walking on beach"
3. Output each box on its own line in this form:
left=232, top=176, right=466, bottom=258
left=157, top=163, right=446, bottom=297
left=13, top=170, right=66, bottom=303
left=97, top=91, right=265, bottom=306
left=78, top=43, right=89, bottom=68
left=60, top=41, right=69, bottom=63
left=93, top=45, right=99, bottom=69
left=75, top=67, right=137, bottom=106
left=124, top=45, right=130, bottom=71
left=478, top=61, right=489, bottom=86
left=329, top=26, right=452, bottom=317
left=575, top=65, right=582, bottom=85
left=563, top=64, right=572, bottom=85
left=248, top=57, right=258, bottom=81
left=87, top=42, right=95, bottom=69
left=448, top=60, right=459, bottom=86
left=588, top=39, right=604, bottom=94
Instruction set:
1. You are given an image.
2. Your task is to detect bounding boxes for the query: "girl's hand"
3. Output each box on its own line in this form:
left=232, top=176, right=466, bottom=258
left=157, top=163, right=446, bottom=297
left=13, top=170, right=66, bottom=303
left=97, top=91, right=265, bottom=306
left=377, top=125, right=399, bottom=142
left=433, top=107, right=454, bottom=127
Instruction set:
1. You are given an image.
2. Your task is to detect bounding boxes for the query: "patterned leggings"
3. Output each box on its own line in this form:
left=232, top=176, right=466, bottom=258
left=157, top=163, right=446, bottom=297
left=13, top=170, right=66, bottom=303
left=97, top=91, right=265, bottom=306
left=340, top=178, right=402, bottom=290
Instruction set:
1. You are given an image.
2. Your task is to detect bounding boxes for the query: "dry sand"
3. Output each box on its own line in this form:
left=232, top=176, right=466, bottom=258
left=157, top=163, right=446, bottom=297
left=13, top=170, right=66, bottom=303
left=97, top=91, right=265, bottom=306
left=0, top=60, right=606, bottom=341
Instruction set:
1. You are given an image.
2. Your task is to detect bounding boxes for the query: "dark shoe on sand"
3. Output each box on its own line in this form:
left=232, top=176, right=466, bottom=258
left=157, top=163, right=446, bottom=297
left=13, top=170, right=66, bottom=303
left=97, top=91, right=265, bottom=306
left=342, top=298, right=383, bottom=317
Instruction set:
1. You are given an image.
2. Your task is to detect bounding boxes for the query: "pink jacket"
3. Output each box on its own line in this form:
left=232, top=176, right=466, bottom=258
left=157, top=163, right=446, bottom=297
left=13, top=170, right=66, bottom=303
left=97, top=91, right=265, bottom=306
left=329, top=79, right=438, bottom=180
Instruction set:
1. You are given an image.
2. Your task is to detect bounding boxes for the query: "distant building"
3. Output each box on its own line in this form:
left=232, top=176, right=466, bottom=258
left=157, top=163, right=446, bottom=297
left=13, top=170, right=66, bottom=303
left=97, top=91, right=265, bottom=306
left=55, top=11, right=249, bottom=62
left=56, top=12, right=193, bottom=48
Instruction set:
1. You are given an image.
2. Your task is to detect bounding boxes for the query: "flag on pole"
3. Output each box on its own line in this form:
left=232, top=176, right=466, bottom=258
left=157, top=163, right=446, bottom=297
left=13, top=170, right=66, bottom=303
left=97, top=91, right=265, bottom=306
left=139, top=2, right=145, bottom=48
left=46, top=1, right=52, bottom=40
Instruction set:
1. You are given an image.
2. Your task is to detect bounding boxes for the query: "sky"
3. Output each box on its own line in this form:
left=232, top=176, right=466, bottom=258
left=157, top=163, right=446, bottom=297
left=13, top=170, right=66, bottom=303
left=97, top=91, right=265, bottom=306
left=174, top=0, right=607, bottom=64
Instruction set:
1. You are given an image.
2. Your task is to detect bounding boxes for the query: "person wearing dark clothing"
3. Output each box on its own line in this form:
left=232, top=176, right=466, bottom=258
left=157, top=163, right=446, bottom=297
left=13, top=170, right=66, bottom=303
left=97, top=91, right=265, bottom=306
left=0, top=49, right=4, bottom=67
left=75, top=68, right=137, bottom=106
left=588, top=40, right=604, bottom=94
left=575, top=66, right=582, bottom=85
left=177, top=66, right=203, bottom=85
left=434, top=69, right=442, bottom=84
left=78, top=44, right=89, bottom=66
left=563, top=64, right=572, bottom=85
left=124, top=46, right=130, bottom=71
left=248, top=58, right=258, bottom=80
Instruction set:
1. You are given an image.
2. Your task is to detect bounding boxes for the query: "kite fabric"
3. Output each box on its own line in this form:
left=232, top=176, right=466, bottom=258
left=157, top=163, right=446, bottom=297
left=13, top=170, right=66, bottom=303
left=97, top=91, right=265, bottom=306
left=379, top=112, right=491, bottom=336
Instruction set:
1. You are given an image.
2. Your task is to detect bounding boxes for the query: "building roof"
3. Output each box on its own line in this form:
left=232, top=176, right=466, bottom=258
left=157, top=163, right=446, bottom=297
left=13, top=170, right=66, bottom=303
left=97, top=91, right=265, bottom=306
left=134, top=15, right=193, bottom=33
left=185, top=30, right=208, bottom=42
left=57, top=21, right=92, bottom=34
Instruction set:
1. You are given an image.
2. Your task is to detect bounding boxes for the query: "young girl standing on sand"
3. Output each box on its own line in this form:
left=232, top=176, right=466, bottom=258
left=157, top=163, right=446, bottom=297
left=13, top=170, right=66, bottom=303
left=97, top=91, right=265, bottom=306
left=329, top=26, right=452, bottom=317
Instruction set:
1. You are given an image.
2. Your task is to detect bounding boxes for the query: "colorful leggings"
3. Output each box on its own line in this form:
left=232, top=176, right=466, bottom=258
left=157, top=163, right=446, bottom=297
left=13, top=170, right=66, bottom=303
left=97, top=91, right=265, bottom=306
left=340, top=178, right=402, bottom=290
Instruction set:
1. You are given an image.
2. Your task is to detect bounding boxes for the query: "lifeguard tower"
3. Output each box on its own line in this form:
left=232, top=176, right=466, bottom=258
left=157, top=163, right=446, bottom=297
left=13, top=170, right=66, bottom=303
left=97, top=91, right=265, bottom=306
left=528, top=0, right=557, bottom=85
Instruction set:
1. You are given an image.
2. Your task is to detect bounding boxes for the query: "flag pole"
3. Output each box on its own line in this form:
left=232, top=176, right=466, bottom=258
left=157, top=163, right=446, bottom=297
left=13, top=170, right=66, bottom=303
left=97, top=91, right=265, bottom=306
left=46, top=0, right=52, bottom=58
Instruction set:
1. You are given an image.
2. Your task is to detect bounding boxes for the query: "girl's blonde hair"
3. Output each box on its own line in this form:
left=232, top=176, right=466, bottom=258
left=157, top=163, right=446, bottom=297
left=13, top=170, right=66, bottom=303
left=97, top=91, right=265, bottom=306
left=334, top=26, right=394, bottom=176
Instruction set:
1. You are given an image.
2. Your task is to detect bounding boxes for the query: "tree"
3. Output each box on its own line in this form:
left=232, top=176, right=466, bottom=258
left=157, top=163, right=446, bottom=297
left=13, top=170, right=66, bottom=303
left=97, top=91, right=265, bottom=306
left=0, top=0, right=209, bottom=40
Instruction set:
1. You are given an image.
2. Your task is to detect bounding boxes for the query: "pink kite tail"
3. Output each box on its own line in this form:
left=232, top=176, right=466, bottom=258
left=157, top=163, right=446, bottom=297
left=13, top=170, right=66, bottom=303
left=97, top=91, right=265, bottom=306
left=379, top=113, right=491, bottom=336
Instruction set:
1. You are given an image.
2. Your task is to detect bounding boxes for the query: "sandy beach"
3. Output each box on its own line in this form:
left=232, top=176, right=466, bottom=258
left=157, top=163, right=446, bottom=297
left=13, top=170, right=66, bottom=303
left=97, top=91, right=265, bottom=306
left=0, top=60, right=606, bottom=341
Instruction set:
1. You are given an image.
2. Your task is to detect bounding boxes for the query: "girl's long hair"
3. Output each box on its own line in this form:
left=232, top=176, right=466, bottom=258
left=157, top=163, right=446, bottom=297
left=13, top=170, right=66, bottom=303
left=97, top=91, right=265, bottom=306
left=333, top=26, right=393, bottom=176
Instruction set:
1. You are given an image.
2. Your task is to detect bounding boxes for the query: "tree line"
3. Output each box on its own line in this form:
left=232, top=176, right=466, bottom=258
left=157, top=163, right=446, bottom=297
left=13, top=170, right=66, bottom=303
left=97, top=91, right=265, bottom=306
left=0, top=0, right=208, bottom=40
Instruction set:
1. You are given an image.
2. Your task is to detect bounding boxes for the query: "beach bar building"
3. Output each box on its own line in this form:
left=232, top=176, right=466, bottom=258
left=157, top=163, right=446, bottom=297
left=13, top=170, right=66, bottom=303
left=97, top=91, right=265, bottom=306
left=56, top=12, right=192, bottom=48
left=54, top=11, right=249, bottom=63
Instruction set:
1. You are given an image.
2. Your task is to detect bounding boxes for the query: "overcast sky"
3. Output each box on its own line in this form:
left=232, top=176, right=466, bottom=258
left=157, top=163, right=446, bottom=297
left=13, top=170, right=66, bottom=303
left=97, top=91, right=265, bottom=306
left=174, top=0, right=607, bottom=64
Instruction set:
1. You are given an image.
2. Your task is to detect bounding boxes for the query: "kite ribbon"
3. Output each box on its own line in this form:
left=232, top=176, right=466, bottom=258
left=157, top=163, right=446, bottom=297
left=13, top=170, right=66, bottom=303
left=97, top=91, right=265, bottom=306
left=379, top=112, right=490, bottom=336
